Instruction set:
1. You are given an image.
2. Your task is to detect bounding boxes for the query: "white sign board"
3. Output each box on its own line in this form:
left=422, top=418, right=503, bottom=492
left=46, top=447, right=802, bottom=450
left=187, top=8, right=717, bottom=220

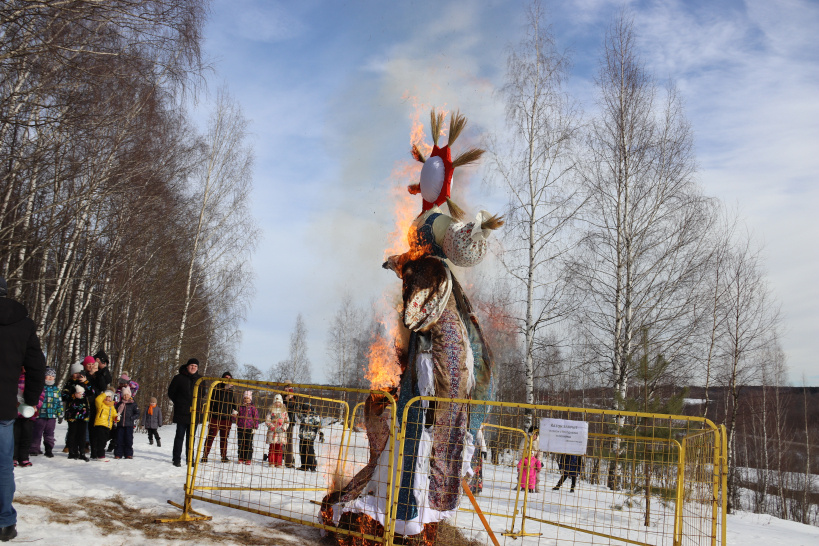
left=539, top=418, right=588, bottom=455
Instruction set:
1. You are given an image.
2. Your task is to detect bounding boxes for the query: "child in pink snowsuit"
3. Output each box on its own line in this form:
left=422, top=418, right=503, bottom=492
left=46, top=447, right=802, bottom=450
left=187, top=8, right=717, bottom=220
left=518, top=452, right=543, bottom=493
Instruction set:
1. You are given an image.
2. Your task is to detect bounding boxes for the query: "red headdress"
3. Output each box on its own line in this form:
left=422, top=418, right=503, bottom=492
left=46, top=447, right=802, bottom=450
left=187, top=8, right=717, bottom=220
left=408, top=109, right=485, bottom=218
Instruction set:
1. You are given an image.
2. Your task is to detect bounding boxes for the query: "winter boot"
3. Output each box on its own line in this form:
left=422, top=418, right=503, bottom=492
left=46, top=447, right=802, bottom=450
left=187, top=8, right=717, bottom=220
left=0, top=524, right=17, bottom=542
left=156, top=438, right=161, bottom=448
left=44, top=446, right=53, bottom=458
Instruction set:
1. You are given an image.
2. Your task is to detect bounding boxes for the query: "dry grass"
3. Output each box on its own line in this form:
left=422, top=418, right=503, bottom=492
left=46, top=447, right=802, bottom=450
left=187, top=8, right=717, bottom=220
left=15, top=494, right=313, bottom=544
left=434, top=521, right=485, bottom=545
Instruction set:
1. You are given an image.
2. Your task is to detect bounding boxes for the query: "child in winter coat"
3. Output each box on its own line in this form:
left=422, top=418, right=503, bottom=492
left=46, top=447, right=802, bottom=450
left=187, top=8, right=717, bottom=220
left=234, top=391, right=259, bottom=464
left=14, top=369, right=44, bottom=467
left=91, top=390, right=117, bottom=461
left=64, top=384, right=91, bottom=461
left=517, top=451, right=543, bottom=493
left=107, top=372, right=140, bottom=453
left=114, top=386, right=139, bottom=459
left=265, top=394, right=289, bottom=467
left=142, top=397, right=162, bottom=447
left=298, top=403, right=321, bottom=471
left=60, top=361, right=92, bottom=454
left=30, top=367, right=63, bottom=458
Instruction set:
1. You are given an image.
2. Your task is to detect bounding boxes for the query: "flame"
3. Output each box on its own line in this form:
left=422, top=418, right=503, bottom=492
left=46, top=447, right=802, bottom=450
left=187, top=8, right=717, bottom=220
left=364, top=316, right=402, bottom=391
left=364, top=96, right=443, bottom=392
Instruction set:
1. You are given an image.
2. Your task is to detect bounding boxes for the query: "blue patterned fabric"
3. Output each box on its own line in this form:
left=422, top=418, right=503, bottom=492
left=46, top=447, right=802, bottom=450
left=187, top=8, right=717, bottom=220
left=416, top=213, right=446, bottom=258
left=39, top=385, right=63, bottom=419
left=395, top=331, right=423, bottom=521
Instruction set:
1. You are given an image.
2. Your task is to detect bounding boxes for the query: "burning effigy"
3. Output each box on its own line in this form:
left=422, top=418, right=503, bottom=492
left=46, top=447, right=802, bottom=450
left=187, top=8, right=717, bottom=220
left=321, top=109, right=501, bottom=544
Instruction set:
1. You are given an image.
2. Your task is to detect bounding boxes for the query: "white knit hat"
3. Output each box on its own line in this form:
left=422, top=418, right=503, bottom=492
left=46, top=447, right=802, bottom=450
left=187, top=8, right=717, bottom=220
left=274, top=394, right=283, bottom=404
left=70, top=362, right=83, bottom=375
left=74, top=385, right=85, bottom=396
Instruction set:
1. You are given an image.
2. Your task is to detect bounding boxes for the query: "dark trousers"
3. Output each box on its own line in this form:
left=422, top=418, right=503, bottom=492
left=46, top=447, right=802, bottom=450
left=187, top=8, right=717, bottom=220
left=13, top=419, right=32, bottom=463
left=237, top=428, right=254, bottom=461
left=66, top=420, right=87, bottom=457
left=204, top=419, right=231, bottom=459
left=92, top=426, right=109, bottom=458
left=299, top=436, right=316, bottom=470
left=115, top=426, right=134, bottom=457
left=88, top=421, right=97, bottom=452
left=284, top=422, right=295, bottom=467
left=172, top=423, right=193, bottom=464
left=147, top=428, right=160, bottom=444
left=31, top=418, right=56, bottom=453
left=555, top=473, right=577, bottom=490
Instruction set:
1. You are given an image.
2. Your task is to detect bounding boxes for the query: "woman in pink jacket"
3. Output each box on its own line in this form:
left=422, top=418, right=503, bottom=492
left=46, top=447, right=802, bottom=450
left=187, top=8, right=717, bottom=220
left=517, top=451, right=543, bottom=493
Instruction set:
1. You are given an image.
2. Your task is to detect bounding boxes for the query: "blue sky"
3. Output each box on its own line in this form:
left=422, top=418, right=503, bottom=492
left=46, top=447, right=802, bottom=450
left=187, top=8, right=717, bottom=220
left=195, top=0, right=819, bottom=384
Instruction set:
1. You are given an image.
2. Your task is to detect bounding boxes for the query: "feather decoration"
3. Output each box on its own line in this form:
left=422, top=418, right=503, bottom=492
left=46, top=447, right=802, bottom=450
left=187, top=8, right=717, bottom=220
left=407, top=183, right=421, bottom=195
left=452, top=147, right=485, bottom=168
left=480, top=214, right=505, bottom=231
left=411, top=144, right=426, bottom=163
left=447, top=111, right=467, bottom=145
left=446, top=198, right=465, bottom=221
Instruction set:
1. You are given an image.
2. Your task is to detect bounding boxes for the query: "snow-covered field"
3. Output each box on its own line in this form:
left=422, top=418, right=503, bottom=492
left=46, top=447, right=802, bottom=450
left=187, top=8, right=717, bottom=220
left=10, top=420, right=819, bottom=545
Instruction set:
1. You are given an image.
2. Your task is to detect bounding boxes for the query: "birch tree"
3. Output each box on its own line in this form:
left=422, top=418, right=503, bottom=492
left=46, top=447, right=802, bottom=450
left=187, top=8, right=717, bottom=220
left=718, top=233, right=780, bottom=513
left=488, top=0, right=580, bottom=423
left=570, top=12, right=713, bottom=411
left=270, top=314, right=312, bottom=384
left=326, top=293, right=367, bottom=391
left=173, top=89, right=257, bottom=366
left=568, top=13, right=715, bottom=489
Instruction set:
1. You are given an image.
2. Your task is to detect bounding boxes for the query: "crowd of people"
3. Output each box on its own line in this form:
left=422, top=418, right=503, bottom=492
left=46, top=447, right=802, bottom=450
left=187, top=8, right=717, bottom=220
left=0, top=275, right=325, bottom=543
left=11, top=355, right=324, bottom=471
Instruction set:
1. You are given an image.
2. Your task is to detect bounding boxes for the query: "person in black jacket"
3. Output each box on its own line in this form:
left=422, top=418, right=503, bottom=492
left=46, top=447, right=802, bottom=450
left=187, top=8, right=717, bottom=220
left=167, top=358, right=202, bottom=467
left=201, top=372, right=236, bottom=463
left=283, top=383, right=298, bottom=468
left=0, top=276, right=46, bottom=542
left=552, top=453, right=583, bottom=493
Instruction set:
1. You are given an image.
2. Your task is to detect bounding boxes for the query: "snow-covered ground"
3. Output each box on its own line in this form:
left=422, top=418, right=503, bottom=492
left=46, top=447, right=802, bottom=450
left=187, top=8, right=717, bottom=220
left=10, top=420, right=819, bottom=545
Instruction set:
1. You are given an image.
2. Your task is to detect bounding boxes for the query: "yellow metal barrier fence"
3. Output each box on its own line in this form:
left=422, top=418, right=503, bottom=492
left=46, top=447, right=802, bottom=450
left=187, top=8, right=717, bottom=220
left=160, top=384, right=726, bottom=546
left=161, top=378, right=397, bottom=545
left=391, top=397, right=726, bottom=546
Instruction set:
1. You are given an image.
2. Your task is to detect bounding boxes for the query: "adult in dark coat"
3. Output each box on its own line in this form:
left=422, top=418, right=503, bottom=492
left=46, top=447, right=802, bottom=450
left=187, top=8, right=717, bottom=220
left=91, top=350, right=112, bottom=394
left=167, top=358, right=202, bottom=467
left=0, top=276, right=46, bottom=541
left=552, top=453, right=583, bottom=492
left=202, top=371, right=237, bottom=462
left=283, top=383, right=298, bottom=468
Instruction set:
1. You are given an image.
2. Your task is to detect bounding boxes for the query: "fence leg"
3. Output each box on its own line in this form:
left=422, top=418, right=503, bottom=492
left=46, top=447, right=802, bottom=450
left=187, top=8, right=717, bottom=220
left=155, top=499, right=212, bottom=523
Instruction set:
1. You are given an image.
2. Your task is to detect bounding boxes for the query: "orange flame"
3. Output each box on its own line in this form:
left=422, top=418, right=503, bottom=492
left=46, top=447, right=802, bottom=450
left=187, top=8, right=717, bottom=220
left=364, top=319, right=401, bottom=391
left=364, top=95, right=441, bottom=392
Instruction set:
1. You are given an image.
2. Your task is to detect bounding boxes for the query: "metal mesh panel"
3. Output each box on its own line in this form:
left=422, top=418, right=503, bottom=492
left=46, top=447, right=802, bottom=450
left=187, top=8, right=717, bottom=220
left=391, top=398, right=726, bottom=546
left=178, top=379, right=397, bottom=543
left=164, top=384, right=725, bottom=546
